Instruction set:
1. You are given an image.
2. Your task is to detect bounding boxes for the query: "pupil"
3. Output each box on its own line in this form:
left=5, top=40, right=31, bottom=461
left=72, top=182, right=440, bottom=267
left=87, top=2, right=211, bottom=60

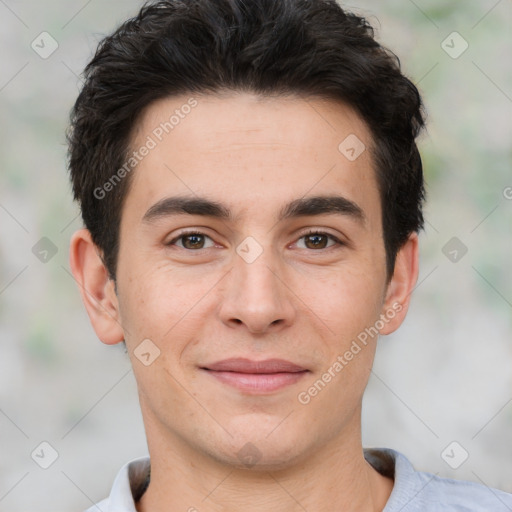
left=185, top=235, right=203, bottom=248
left=307, top=234, right=326, bottom=249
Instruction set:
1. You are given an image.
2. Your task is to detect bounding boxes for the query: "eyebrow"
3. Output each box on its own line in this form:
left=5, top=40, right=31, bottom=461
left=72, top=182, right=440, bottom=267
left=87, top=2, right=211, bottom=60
left=141, top=194, right=366, bottom=225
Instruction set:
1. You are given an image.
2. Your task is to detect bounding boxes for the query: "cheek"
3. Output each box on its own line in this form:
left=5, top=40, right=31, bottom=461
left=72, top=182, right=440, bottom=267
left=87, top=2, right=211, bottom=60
left=314, top=266, right=385, bottom=336
left=117, top=263, right=214, bottom=358
left=117, top=267, right=174, bottom=342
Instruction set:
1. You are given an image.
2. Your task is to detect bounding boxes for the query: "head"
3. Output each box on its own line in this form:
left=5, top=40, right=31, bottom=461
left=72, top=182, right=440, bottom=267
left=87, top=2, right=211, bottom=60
left=68, top=0, right=425, bottom=470
left=68, top=0, right=425, bottom=284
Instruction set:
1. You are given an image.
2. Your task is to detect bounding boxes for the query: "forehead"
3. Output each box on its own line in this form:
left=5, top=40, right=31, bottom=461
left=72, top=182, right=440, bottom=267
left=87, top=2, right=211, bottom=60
left=124, top=92, right=380, bottom=227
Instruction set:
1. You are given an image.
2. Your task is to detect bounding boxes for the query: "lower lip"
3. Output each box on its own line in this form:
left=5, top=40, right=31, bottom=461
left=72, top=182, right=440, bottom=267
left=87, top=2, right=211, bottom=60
left=202, top=369, right=308, bottom=393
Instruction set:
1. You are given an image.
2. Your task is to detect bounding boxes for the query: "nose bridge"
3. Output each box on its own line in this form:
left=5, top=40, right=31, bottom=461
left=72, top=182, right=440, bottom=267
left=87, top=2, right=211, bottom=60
left=234, top=237, right=283, bottom=302
left=219, top=236, right=295, bottom=332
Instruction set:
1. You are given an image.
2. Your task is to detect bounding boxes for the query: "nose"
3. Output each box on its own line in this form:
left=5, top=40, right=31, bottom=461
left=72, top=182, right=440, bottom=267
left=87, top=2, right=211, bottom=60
left=218, top=245, right=296, bottom=335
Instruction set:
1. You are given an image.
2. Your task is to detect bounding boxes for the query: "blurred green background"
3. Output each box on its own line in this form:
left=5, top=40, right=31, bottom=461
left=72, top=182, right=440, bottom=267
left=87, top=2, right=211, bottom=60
left=0, top=0, right=511, bottom=510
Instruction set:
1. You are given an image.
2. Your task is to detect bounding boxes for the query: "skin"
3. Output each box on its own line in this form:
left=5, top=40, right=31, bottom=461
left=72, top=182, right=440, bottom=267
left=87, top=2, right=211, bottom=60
left=70, top=92, right=419, bottom=512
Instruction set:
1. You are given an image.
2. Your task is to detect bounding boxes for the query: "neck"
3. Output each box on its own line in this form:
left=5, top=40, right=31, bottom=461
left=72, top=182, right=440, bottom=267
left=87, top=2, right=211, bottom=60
left=136, top=405, right=393, bottom=512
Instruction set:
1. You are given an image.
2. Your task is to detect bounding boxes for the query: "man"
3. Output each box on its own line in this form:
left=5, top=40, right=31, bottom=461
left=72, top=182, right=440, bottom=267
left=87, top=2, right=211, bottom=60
left=67, top=0, right=512, bottom=510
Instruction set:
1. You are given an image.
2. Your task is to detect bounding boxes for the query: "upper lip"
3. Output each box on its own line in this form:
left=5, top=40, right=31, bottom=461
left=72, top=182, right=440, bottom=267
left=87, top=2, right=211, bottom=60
left=201, top=358, right=308, bottom=373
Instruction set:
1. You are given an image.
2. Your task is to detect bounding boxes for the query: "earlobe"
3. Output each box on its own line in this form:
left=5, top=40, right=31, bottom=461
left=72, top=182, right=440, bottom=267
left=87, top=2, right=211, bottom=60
left=379, top=233, right=419, bottom=335
left=69, top=228, right=125, bottom=345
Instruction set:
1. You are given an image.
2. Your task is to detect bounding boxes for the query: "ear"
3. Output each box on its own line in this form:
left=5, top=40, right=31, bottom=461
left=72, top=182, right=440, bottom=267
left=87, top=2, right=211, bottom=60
left=69, top=228, right=124, bottom=345
left=378, top=232, right=419, bottom=335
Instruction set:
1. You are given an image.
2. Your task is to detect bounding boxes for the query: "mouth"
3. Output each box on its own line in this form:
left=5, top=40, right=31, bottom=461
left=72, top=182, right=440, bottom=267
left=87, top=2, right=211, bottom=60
left=199, top=358, right=309, bottom=393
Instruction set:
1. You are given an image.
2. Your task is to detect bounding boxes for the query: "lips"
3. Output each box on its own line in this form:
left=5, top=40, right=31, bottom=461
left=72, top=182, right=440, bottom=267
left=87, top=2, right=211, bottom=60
left=201, top=358, right=307, bottom=373
left=200, top=358, right=309, bottom=393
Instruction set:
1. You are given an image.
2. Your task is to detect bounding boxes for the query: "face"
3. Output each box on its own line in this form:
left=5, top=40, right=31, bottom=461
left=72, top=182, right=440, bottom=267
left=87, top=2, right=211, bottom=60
left=73, top=92, right=417, bottom=470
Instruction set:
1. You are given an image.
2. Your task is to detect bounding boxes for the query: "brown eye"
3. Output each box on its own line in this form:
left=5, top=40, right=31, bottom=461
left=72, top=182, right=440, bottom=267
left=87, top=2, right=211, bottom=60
left=181, top=234, right=205, bottom=249
left=167, top=231, right=214, bottom=250
left=296, top=231, right=342, bottom=250
left=304, top=233, right=328, bottom=249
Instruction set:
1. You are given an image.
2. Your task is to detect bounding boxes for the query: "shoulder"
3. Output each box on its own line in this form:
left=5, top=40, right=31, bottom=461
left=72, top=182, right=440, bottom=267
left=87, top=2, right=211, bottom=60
left=365, top=448, right=512, bottom=512
left=409, top=468, right=512, bottom=511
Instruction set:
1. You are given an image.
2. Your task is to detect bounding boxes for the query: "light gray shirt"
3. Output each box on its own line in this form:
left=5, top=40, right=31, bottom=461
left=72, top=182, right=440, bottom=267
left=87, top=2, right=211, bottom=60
left=85, top=448, right=512, bottom=511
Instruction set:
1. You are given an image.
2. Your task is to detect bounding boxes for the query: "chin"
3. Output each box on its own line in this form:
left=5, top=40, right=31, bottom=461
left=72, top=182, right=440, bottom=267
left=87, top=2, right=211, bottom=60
left=204, top=429, right=306, bottom=471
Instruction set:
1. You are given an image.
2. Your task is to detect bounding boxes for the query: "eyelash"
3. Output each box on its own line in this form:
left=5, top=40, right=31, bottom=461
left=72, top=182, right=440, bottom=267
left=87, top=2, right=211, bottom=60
left=166, top=229, right=344, bottom=251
